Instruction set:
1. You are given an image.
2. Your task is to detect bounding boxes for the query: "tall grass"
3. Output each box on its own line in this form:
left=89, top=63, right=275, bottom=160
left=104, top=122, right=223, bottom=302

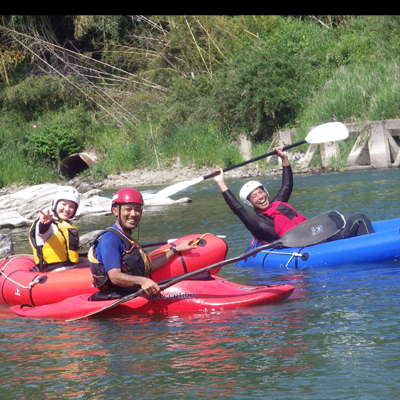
left=88, top=129, right=148, bottom=181
left=0, top=148, right=58, bottom=187
left=162, top=122, right=242, bottom=169
left=298, top=60, right=400, bottom=132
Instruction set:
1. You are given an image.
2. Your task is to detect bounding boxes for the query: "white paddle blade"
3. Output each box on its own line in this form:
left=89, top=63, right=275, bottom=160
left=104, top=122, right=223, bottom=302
left=154, top=176, right=204, bottom=199
left=305, top=122, right=349, bottom=144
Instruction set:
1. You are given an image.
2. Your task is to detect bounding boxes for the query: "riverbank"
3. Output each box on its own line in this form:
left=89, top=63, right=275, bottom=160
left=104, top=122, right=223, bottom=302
left=79, top=163, right=345, bottom=189
left=72, top=165, right=337, bottom=192
left=0, top=163, right=342, bottom=196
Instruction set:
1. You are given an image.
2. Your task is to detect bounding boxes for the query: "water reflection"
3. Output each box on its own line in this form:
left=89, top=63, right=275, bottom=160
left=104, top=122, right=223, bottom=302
left=2, top=168, right=400, bottom=399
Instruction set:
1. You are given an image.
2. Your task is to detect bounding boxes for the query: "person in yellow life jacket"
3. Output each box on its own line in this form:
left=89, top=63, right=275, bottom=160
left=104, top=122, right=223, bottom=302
left=213, top=146, right=374, bottom=247
left=29, top=186, right=81, bottom=272
left=88, top=188, right=196, bottom=300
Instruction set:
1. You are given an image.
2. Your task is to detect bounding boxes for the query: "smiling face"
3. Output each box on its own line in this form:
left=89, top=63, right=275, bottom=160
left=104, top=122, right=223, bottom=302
left=55, top=200, right=77, bottom=221
left=112, top=203, right=143, bottom=233
left=248, top=187, right=270, bottom=213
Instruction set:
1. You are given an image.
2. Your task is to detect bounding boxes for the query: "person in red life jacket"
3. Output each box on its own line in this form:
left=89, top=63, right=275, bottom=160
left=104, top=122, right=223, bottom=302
left=89, top=187, right=196, bottom=299
left=29, top=186, right=81, bottom=272
left=213, top=146, right=374, bottom=247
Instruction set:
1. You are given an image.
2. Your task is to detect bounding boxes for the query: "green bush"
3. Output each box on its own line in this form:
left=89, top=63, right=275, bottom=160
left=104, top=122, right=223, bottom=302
left=159, top=73, right=214, bottom=135
left=0, top=111, right=28, bottom=147
left=211, top=17, right=337, bottom=141
left=29, top=125, right=84, bottom=166
left=89, top=139, right=147, bottom=181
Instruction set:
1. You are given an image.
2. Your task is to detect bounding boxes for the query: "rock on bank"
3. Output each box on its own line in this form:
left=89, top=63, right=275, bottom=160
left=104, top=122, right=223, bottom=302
left=0, top=182, right=193, bottom=231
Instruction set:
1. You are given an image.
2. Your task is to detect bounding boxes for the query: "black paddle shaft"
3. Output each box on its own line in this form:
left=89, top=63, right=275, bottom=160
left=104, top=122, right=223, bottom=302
left=202, top=140, right=307, bottom=180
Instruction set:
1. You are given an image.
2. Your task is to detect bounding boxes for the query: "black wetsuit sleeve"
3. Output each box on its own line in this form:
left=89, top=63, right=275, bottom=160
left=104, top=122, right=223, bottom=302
left=270, top=165, right=293, bottom=203
left=221, top=165, right=293, bottom=243
left=38, top=221, right=51, bottom=235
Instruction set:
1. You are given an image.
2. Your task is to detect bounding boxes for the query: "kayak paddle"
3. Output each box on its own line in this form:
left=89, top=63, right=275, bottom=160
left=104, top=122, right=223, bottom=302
left=155, top=121, right=349, bottom=199
left=57, top=210, right=344, bottom=321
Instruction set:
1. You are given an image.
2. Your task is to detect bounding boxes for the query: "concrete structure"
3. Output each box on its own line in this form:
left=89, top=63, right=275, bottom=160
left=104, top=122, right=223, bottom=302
left=345, top=119, right=400, bottom=169
left=261, top=119, right=400, bottom=170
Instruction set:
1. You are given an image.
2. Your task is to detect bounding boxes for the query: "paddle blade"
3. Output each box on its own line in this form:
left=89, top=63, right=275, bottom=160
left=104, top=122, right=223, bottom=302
left=305, top=122, right=349, bottom=144
left=154, top=176, right=204, bottom=199
left=278, top=210, right=346, bottom=248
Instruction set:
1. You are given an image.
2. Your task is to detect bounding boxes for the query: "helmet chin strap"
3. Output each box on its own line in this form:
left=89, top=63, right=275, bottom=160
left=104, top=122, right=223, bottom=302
left=117, top=210, right=131, bottom=234
left=53, top=201, right=60, bottom=220
left=117, top=218, right=128, bottom=231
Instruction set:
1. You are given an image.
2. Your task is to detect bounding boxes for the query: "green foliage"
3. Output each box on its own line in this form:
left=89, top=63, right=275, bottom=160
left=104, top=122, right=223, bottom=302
left=211, top=17, right=338, bottom=141
left=330, top=15, right=400, bottom=64
left=0, top=75, right=87, bottom=120
left=296, top=59, right=400, bottom=137
left=0, top=111, right=28, bottom=146
left=23, top=108, right=96, bottom=167
left=0, top=146, right=58, bottom=187
left=3, top=15, right=400, bottom=187
left=251, top=140, right=273, bottom=161
left=162, top=122, right=242, bottom=169
left=160, top=73, right=214, bottom=134
left=89, top=140, right=146, bottom=181
left=29, top=125, right=84, bottom=166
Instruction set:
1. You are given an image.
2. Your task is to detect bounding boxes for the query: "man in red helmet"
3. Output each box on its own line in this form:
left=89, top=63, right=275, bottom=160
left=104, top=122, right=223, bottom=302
left=89, top=188, right=195, bottom=298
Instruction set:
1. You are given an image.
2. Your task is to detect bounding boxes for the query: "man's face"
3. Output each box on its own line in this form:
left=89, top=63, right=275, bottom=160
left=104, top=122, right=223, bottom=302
left=112, top=203, right=143, bottom=231
left=249, top=187, right=270, bottom=211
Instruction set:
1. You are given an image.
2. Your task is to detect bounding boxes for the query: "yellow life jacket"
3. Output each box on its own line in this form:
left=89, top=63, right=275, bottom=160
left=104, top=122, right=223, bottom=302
left=29, top=218, right=80, bottom=270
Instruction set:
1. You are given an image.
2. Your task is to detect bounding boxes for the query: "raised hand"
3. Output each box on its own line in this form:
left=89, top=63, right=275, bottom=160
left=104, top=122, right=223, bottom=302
left=39, top=210, right=52, bottom=225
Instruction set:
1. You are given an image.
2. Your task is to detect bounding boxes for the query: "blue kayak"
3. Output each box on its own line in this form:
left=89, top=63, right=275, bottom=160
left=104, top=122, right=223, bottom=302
left=236, top=217, right=400, bottom=269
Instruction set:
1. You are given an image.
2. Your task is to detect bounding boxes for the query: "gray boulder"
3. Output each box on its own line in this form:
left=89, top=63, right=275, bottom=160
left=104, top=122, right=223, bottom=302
left=0, top=233, right=14, bottom=258
left=0, top=183, right=192, bottom=230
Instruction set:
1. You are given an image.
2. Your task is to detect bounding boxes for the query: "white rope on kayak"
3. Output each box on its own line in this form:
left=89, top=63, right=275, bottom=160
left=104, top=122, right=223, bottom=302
left=258, top=250, right=303, bottom=269
left=0, top=256, right=42, bottom=290
left=282, top=254, right=298, bottom=269
left=0, top=273, right=42, bottom=289
left=258, top=250, right=303, bottom=257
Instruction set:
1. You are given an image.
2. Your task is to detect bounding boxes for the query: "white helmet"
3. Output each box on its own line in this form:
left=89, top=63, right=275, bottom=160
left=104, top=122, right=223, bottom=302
left=239, top=181, right=269, bottom=210
left=51, top=186, right=80, bottom=217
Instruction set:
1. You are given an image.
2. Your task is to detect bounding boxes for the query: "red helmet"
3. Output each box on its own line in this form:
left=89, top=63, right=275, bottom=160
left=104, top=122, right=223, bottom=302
left=111, top=188, right=144, bottom=207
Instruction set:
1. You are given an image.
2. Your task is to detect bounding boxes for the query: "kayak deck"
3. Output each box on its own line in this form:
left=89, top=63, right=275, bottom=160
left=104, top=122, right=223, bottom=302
left=10, top=275, right=294, bottom=320
left=0, top=233, right=228, bottom=306
left=237, top=218, right=400, bottom=269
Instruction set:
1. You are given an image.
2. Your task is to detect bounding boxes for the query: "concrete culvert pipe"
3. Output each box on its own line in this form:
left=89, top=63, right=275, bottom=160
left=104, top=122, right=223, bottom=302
left=59, top=153, right=98, bottom=179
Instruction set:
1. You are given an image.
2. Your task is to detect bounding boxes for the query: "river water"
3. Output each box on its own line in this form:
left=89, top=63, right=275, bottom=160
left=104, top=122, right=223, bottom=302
left=1, top=168, right=400, bottom=399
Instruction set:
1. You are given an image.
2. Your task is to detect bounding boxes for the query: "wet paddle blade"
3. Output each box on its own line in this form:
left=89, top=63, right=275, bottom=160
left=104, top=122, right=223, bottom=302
left=277, top=210, right=346, bottom=248
left=154, top=176, right=204, bottom=199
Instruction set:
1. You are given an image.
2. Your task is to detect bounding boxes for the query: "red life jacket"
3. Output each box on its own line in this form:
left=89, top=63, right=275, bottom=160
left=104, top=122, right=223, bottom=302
left=263, top=201, right=307, bottom=238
